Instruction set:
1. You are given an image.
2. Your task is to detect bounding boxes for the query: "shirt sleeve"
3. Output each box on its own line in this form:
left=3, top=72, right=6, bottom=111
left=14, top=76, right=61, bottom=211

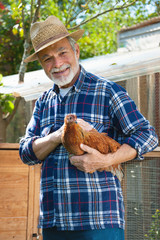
left=109, top=83, right=159, bottom=160
left=19, top=98, right=42, bottom=165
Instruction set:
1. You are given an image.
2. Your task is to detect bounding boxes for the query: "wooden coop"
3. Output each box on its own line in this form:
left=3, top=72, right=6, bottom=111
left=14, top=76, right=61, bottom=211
left=0, top=17, right=160, bottom=239
left=0, top=143, right=42, bottom=240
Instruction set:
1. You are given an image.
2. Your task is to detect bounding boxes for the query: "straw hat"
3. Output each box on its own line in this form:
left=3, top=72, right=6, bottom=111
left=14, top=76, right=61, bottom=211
left=24, top=16, right=84, bottom=63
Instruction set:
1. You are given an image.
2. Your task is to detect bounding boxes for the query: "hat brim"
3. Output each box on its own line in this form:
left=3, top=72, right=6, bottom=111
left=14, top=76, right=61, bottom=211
left=24, top=29, right=84, bottom=63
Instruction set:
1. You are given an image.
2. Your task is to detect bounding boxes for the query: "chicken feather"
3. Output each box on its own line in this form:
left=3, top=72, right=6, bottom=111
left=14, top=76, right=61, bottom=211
left=61, top=114, right=123, bottom=181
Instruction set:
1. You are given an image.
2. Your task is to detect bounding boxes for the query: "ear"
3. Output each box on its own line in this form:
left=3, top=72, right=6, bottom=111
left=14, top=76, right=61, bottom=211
left=75, top=43, right=80, bottom=60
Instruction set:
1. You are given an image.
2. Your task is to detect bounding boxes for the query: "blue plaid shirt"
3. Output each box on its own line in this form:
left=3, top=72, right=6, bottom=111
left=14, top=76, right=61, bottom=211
left=19, top=65, right=158, bottom=230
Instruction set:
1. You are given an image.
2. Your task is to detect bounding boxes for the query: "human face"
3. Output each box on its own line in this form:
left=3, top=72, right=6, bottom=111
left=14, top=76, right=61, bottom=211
left=38, top=38, right=80, bottom=88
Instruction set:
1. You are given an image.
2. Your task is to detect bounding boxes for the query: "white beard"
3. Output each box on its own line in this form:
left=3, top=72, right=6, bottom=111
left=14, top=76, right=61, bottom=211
left=50, top=60, right=79, bottom=88
left=50, top=64, right=74, bottom=87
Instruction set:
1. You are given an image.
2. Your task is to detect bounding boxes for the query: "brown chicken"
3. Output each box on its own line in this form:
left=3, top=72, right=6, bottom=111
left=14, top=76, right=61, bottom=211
left=61, top=114, right=123, bottom=181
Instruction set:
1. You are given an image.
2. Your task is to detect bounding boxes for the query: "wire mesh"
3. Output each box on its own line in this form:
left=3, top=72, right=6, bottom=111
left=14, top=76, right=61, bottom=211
left=122, top=157, right=160, bottom=240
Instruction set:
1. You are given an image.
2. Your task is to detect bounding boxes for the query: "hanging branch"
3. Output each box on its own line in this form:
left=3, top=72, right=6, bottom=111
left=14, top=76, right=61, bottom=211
left=68, top=0, right=138, bottom=30
left=65, top=0, right=93, bottom=27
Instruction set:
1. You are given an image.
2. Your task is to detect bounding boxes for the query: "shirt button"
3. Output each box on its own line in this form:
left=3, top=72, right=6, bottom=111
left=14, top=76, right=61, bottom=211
left=54, top=162, right=58, bottom=165
left=62, top=102, right=65, bottom=106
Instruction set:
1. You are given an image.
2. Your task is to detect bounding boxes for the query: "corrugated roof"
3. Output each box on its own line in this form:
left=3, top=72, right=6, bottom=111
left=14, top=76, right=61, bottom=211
left=119, top=16, right=160, bottom=33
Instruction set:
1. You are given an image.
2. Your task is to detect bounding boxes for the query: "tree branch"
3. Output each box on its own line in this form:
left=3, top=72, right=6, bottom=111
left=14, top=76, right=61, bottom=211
left=19, top=0, right=41, bottom=83
left=21, top=0, right=27, bottom=39
left=68, top=0, right=138, bottom=30
left=31, top=0, right=41, bottom=23
left=5, top=97, right=21, bottom=127
left=66, top=0, right=92, bottom=27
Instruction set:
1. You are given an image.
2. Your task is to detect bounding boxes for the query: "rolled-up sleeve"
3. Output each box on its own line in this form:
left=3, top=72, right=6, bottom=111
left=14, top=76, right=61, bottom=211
left=19, top=98, right=42, bottom=165
left=109, top=83, right=159, bottom=159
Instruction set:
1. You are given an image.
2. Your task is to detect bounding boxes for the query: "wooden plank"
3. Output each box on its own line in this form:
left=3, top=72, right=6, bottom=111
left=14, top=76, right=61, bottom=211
left=0, top=150, right=25, bottom=167
left=139, top=75, right=148, bottom=118
left=27, top=166, right=35, bottom=240
left=144, top=151, right=160, bottom=158
left=0, top=230, right=26, bottom=240
left=0, top=217, right=27, bottom=231
left=0, top=166, right=28, bottom=173
left=0, top=168, right=28, bottom=188
left=33, top=165, right=41, bottom=235
left=144, top=147, right=160, bottom=158
left=126, top=77, right=140, bottom=109
left=0, top=188, right=28, bottom=202
left=147, top=74, right=155, bottom=126
left=0, top=143, right=19, bottom=150
left=0, top=200, right=27, bottom=217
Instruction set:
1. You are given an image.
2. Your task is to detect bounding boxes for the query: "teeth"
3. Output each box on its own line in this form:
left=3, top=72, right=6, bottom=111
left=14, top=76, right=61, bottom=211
left=54, top=69, right=66, bottom=73
left=51, top=64, right=70, bottom=74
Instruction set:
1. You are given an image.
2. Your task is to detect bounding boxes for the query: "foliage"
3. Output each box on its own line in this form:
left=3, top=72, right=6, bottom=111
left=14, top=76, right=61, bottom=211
left=76, top=0, right=158, bottom=59
left=0, top=3, right=23, bottom=75
left=0, top=0, right=159, bottom=76
left=0, top=74, right=15, bottom=115
left=0, top=1, right=42, bottom=76
left=0, top=0, right=159, bottom=78
left=144, top=209, right=160, bottom=240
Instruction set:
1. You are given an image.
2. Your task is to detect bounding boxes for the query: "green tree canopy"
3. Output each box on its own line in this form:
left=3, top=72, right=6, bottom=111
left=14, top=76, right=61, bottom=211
left=0, top=0, right=159, bottom=76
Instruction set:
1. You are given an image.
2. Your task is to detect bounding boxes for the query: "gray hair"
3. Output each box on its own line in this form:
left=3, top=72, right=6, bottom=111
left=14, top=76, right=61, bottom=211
left=67, top=36, right=77, bottom=52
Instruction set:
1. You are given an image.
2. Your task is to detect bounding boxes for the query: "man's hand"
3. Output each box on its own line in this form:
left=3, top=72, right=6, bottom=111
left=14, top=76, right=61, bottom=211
left=70, top=143, right=137, bottom=173
left=77, top=118, right=93, bottom=131
left=70, top=143, right=107, bottom=173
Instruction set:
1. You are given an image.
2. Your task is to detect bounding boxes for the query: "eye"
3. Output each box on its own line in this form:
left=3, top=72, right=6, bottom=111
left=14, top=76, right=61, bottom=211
left=60, top=51, right=67, bottom=56
left=44, top=57, right=52, bottom=62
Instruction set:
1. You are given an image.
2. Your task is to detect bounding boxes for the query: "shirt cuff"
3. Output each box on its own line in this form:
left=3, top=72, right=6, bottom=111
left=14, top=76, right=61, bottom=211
left=123, top=138, right=144, bottom=160
left=20, top=136, right=42, bottom=165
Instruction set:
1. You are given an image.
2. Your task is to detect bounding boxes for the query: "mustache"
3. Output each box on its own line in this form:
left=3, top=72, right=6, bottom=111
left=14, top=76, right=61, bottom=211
left=51, top=64, right=70, bottom=73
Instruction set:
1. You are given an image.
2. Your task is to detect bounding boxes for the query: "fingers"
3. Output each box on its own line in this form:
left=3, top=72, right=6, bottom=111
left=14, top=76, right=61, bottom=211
left=77, top=118, right=93, bottom=131
left=80, top=144, right=94, bottom=154
left=69, top=144, right=103, bottom=173
left=69, top=149, right=96, bottom=173
left=70, top=155, right=83, bottom=165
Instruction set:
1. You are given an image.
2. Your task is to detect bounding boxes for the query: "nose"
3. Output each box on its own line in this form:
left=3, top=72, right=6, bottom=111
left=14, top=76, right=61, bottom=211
left=53, top=56, right=63, bottom=69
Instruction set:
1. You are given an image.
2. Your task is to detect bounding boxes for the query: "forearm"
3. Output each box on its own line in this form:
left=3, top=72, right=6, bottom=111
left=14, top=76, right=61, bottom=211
left=106, top=143, right=137, bottom=167
left=33, top=126, right=63, bottom=160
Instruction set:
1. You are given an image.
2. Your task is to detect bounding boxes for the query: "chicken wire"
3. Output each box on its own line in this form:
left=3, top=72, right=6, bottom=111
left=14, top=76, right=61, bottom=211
left=122, top=157, right=160, bottom=240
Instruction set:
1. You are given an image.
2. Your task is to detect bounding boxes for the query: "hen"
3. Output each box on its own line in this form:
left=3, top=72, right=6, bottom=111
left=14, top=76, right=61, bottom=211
left=61, top=114, right=123, bottom=181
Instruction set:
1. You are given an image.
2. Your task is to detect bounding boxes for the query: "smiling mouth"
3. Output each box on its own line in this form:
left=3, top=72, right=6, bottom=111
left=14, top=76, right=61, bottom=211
left=52, top=66, right=70, bottom=76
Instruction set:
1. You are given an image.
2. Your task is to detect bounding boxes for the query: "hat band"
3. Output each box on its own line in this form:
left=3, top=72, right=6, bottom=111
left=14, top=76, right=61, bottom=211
left=35, top=32, right=69, bottom=51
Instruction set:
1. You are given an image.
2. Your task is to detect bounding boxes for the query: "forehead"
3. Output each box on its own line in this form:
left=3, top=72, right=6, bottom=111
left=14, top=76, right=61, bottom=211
left=38, top=38, right=72, bottom=57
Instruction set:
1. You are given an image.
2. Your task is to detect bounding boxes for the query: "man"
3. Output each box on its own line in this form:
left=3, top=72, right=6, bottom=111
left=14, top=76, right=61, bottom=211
left=19, top=16, right=158, bottom=240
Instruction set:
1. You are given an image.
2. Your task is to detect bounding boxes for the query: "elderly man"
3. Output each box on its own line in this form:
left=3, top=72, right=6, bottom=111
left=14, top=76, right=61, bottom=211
left=19, top=16, right=158, bottom=240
